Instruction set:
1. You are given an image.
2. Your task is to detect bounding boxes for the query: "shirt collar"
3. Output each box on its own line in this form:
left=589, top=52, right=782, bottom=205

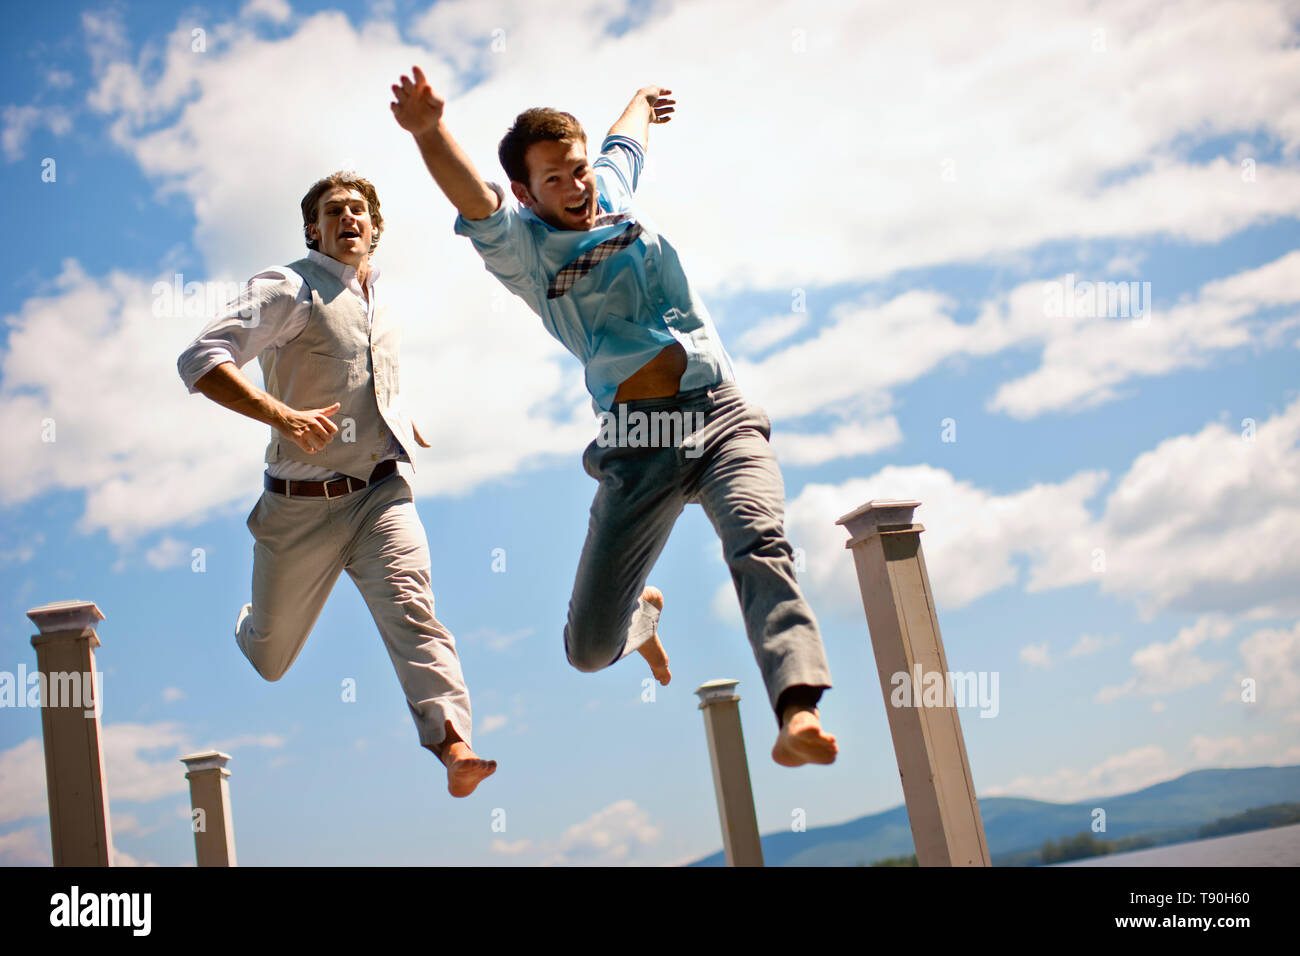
left=518, top=204, right=554, bottom=232
left=307, top=248, right=380, bottom=287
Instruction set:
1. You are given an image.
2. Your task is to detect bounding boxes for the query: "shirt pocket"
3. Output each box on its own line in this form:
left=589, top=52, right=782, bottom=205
left=300, top=351, right=364, bottom=407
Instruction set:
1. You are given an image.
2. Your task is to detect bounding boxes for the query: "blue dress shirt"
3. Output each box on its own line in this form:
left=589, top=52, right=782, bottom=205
left=454, top=134, right=736, bottom=412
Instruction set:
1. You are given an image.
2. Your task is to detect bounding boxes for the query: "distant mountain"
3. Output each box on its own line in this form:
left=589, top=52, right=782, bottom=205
left=685, top=765, right=1300, bottom=866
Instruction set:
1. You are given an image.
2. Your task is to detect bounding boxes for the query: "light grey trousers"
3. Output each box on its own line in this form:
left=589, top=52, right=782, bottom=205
left=563, top=381, right=833, bottom=720
left=235, top=469, right=472, bottom=754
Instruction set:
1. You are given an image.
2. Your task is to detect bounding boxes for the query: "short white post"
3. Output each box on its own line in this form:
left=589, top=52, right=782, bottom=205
left=695, top=679, right=764, bottom=867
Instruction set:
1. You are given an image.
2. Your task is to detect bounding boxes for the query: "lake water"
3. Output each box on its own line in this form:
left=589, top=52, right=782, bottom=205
left=1055, top=822, right=1300, bottom=866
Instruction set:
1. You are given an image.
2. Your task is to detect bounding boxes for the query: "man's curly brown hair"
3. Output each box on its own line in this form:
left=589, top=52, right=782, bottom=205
left=300, top=172, right=384, bottom=253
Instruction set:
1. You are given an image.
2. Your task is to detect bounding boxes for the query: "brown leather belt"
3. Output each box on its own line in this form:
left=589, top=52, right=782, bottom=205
left=264, top=458, right=397, bottom=498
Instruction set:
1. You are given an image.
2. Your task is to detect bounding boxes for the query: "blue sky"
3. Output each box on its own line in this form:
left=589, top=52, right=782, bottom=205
left=2, top=0, right=1299, bottom=866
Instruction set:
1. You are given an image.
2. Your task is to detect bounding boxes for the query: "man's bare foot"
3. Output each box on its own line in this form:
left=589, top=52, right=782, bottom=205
left=444, top=742, right=497, bottom=797
left=636, top=586, right=671, bottom=685
left=772, top=707, right=838, bottom=767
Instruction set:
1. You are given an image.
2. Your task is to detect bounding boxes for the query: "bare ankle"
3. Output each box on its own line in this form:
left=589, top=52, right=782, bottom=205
left=433, top=720, right=468, bottom=766
left=781, top=704, right=817, bottom=728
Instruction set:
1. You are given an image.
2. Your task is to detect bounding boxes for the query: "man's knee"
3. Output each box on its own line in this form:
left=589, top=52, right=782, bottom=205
left=236, top=623, right=294, bottom=682
left=727, top=519, right=791, bottom=564
left=563, top=618, right=622, bottom=673
left=243, top=648, right=290, bottom=682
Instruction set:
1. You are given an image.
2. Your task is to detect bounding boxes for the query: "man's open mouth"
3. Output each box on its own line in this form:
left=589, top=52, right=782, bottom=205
left=339, top=229, right=360, bottom=240
left=565, top=197, right=589, bottom=216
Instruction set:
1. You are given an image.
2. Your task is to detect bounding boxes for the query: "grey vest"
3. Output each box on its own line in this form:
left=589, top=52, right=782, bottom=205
left=260, top=256, right=418, bottom=480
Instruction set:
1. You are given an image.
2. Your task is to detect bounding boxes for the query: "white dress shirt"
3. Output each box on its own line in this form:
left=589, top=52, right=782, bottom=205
left=177, top=249, right=405, bottom=480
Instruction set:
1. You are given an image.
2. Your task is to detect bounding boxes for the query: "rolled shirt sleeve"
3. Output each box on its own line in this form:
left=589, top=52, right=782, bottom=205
left=592, top=133, right=644, bottom=214
left=176, top=268, right=311, bottom=393
left=452, top=182, right=548, bottom=312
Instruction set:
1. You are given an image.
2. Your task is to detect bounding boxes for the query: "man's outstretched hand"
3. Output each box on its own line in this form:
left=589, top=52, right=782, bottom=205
left=642, top=86, right=675, bottom=124
left=610, top=86, right=676, bottom=146
left=391, top=65, right=445, bottom=136
left=389, top=64, right=497, bottom=220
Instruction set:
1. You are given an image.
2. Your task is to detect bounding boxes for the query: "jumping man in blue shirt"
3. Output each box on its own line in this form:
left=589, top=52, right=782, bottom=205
left=391, top=66, right=837, bottom=767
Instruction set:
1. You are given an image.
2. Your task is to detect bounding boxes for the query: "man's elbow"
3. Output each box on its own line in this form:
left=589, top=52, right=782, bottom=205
left=459, top=188, right=501, bottom=222
left=178, top=356, right=201, bottom=395
left=189, top=360, right=233, bottom=398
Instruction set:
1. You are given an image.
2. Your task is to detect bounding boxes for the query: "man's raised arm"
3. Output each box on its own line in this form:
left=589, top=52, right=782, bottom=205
left=391, top=65, right=498, bottom=221
left=607, top=86, right=676, bottom=150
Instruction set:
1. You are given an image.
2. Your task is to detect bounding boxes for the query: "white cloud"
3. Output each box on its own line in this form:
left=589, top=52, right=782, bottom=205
left=709, top=578, right=742, bottom=627
left=0, top=826, right=50, bottom=866
left=0, top=261, right=267, bottom=541
left=1043, top=397, right=1300, bottom=618
left=81, top=8, right=131, bottom=75
left=488, top=799, right=661, bottom=865
left=410, top=0, right=633, bottom=78
left=1187, top=733, right=1280, bottom=766
left=1020, top=643, right=1050, bottom=668
left=144, top=536, right=189, bottom=569
left=162, top=687, right=186, bottom=702
left=102, top=722, right=193, bottom=804
left=716, top=249, right=1300, bottom=443
left=734, top=312, right=810, bottom=356
left=983, top=744, right=1179, bottom=803
left=1067, top=634, right=1112, bottom=658
left=1229, top=619, right=1300, bottom=715
left=1096, top=615, right=1233, bottom=703
left=1, top=105, right=72, bottom=162
left=0, top=739, right=49, bottom=826
left=1104, top=250, right=1146, bottom=276
left=989, top=251, right=1300, bottom=419
left=241, top=0, right=292, bottom=22
left=478, top=715, right=507, bottom=735
left=489, top=837, right=533, bottom=855
left=0, top=531, right=43, bottom=565
left=545, top=799, right=660, bottom=866
left=770, top=418, right=903, bottom=467
left=734, top=290, right=969, bottom=422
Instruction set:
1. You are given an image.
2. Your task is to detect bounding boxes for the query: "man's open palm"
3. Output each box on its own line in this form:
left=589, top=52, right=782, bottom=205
left=391, top=65, right=444, bottom=135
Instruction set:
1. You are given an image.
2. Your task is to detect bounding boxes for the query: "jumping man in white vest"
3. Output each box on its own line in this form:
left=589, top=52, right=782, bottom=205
left=392, top=67, right=838, bottom=767
left=177, top=172, right=497, bottom=797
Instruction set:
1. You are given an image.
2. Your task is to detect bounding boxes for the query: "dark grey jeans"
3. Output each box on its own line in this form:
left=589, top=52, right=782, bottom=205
left=563, top=381, right=833, bottom=720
